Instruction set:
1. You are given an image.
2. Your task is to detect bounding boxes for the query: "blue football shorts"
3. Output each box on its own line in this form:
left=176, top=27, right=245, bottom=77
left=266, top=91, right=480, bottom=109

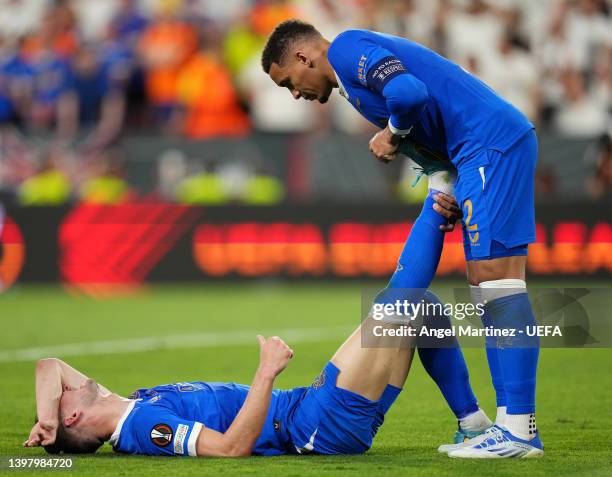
left=287, top=361, right=401, bottom=455
left=455, top=129, right=538, bottom=261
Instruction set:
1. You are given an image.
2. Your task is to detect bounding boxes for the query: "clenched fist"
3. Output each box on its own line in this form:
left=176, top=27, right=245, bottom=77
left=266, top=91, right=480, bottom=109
left=369, top=126, right=400, bottom=163
left=257, top=335, right=294, bottom=379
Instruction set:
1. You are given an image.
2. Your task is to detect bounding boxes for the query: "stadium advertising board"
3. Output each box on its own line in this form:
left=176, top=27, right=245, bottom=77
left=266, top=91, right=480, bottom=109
left=3, top=204, right=610, bottom=290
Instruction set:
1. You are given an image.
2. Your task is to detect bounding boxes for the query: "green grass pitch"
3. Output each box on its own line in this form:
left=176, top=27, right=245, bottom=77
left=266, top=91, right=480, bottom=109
left=1, top=282, right=611, bottom=476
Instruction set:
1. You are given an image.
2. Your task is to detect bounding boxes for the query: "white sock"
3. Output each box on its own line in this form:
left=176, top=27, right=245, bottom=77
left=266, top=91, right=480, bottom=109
left=469, top=284, right=482, bottom=305
left=495, top=406, right=507, bottom=427
left=428, top=170, right=456, bottom=195
left=459, top=408, right=492, bottom=432
left=505, top=413, right=537, bottom=441
left=479, top=279, right=526, bottom=303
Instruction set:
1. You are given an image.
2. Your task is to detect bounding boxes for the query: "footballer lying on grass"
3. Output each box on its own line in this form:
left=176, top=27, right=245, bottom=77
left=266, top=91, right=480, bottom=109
left=23, top=187, right=499, bottom=458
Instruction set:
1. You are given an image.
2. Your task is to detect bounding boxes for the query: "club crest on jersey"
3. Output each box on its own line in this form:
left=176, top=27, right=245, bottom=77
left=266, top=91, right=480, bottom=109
left=128, top=389, right=159, bottom=400
left=150, top=423, right=173, bottom=447
left=312, top=371, right=326, bottom=389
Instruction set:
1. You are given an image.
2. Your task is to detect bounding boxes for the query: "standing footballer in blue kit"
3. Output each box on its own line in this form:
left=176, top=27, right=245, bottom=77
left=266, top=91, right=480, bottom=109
left=262, top=21, right=542, bottom=458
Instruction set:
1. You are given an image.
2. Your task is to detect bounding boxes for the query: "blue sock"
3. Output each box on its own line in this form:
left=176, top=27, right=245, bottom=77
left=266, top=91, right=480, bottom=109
left=387, top=191, right=446, bottom=289
left=418, top=290, right=479, bottom=419
left=481, top=309, right=507, bottom=408
left=486, top=293, right=539, bottom=414
left=375, top=191, right=446, bottom=307
left=377, top=192, right=479, bottom=419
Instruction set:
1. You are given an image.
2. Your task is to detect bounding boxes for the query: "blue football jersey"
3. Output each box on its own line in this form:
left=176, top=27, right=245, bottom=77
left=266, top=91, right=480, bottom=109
left=110, top=382, right=307, bottom=456
left=327, top=30, right=534, bottom=170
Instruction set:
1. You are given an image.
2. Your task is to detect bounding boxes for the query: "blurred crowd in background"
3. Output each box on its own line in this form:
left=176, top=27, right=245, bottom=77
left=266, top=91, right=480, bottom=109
left=0, top=0, right=611, bottom=205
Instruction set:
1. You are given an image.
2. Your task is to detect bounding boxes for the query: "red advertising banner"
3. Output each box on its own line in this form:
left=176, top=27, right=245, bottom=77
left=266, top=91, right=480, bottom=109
left=0, top=216, right=25, bottom=290
left=2, top=204, right=610, bottom=293
left=192, top=221, right=612, bottom=278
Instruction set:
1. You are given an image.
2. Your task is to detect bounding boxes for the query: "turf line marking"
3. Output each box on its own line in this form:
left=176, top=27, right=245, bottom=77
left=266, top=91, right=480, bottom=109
left=0, top=326, right=354, bottom=363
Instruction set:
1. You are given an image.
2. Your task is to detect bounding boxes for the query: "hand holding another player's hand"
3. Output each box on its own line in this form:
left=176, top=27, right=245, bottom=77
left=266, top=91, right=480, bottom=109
left=23, top=419, right=58, bottom=447
left=257, top=335, right=294, bottom=379
left=432, top=193, right=462, bottom=232
left=369, top=126, right=400, bottom=163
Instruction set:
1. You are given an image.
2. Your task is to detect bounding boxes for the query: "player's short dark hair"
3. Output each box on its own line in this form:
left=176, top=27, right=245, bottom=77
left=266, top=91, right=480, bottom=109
left=35, top=416, right=103, bottom=454
left=261, top=19, right=320, bottom=73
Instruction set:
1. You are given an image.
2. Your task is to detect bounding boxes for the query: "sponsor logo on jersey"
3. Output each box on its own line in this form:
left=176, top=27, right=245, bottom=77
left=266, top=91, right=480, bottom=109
left=358, top=55, right=367, bottom=85
left=174, top=424, right=189, bottom=454
left=151, top=423, right=173, bottom=447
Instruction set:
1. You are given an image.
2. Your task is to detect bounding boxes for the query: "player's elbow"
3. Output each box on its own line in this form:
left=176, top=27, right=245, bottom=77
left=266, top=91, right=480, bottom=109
left=395, top=81, right=429, bottom=111
left=196, top=432, right=253, bottom=457
left=208, top=444, right=250, bottom=458
left=225, top=445, right=251, bottom=457
left=223, top=438, right=253, bottom=457
left=411, top=82, right=429, bottom=108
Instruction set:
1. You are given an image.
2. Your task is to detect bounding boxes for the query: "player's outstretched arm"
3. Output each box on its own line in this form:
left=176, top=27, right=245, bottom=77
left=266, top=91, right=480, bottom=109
left=24, top=358, right=113, bottom=448
left=196, top=336, right=293, bottom=457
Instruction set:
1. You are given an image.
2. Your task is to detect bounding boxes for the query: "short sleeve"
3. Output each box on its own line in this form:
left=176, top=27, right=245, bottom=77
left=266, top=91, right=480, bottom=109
left=120, top=407, right=204, bottom=457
